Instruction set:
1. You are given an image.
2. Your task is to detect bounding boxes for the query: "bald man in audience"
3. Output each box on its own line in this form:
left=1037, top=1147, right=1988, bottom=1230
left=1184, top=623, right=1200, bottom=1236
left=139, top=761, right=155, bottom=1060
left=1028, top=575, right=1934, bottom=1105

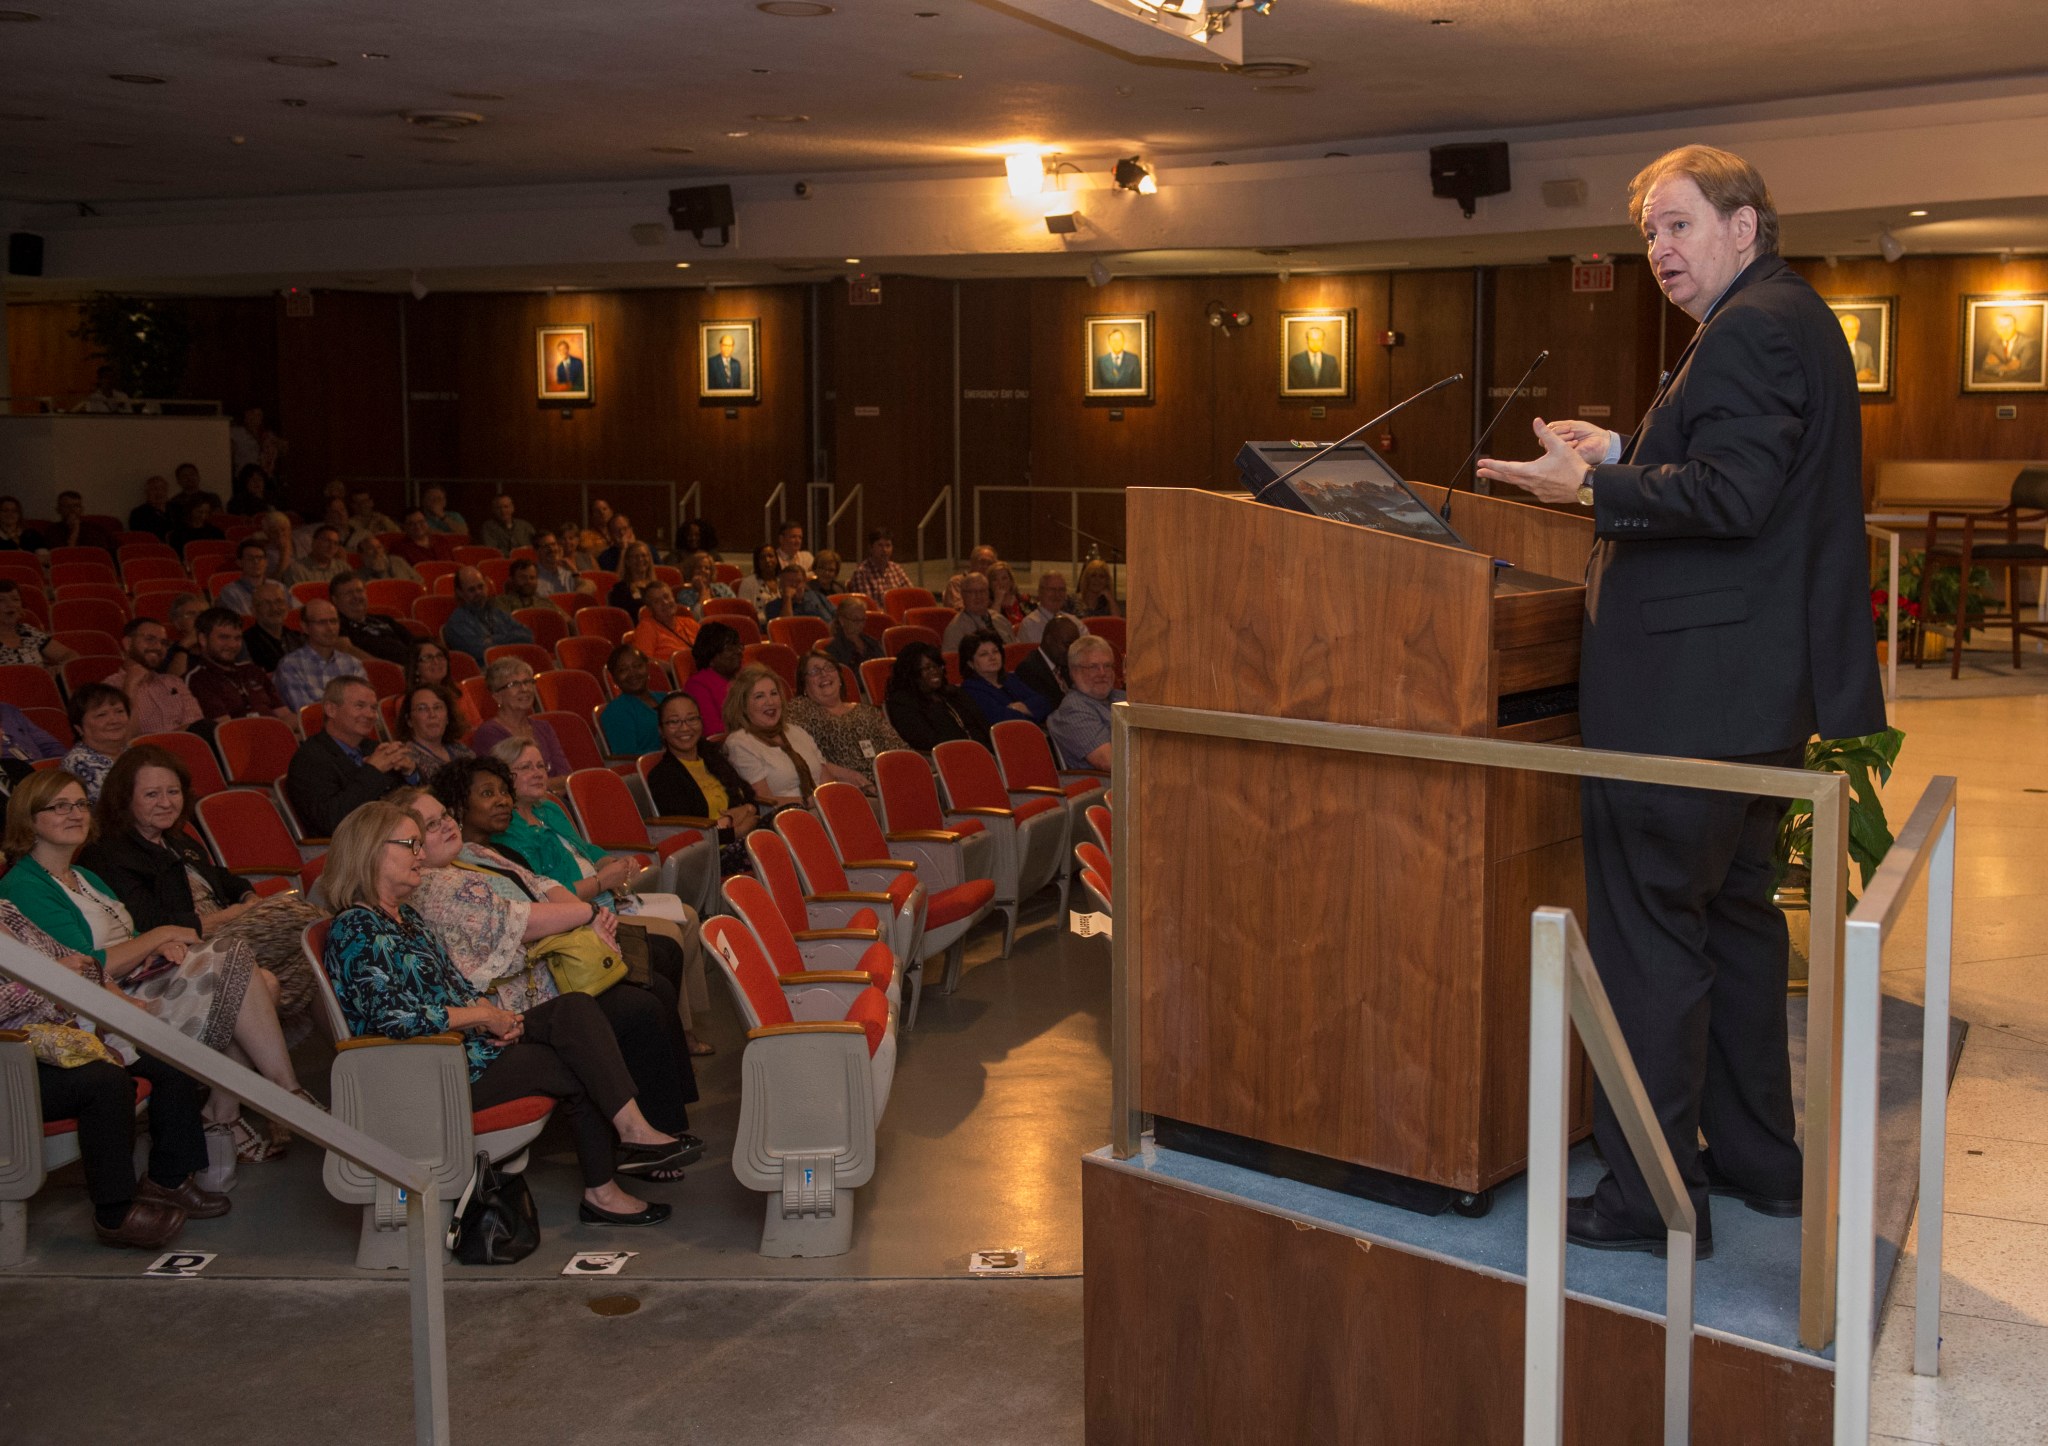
left=942, top=544, right=1000, bottom=609
left=1017, top=571, right=1077, bottom=645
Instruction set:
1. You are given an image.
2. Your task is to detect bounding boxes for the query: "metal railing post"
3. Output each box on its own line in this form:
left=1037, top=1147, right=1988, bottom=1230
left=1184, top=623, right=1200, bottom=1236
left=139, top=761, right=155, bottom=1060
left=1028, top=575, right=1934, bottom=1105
left=763, top=482, right=786, bottom=548
left=806, top=480, right=834, bottom=552
left=1916, top=805, right=1956, bottom=1377
left=1834, top=909, right=1883, bottom=1446
left=916, top=486, right=953, bottom=591
left=407, top=1183, right=451, bottom=1445
left=825, top=484, right=864, bottom=560
left=1523, top=910, right=1572, bottom=1446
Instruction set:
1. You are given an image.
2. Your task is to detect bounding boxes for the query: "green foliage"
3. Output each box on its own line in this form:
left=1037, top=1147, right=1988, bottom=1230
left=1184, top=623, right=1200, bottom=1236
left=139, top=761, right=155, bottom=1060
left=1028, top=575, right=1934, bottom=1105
left=1774, top=727, right=1906, bottom=903
left=1895, top=550, right=1993, bottom=623
left=69, top=294, right=193, bottom=400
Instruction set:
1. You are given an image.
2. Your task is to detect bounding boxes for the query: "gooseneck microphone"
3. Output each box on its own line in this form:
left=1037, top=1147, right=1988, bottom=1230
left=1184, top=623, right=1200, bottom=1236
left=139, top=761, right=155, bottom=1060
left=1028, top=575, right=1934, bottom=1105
left=1439, top=349, right=1549, bottom=521
left=1250, top=372, right=1467, bottom=503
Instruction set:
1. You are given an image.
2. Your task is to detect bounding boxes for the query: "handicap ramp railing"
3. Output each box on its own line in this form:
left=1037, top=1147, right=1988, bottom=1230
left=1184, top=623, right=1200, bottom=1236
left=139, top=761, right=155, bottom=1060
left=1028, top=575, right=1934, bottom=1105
left=0, top=936, right=453, bottom=1446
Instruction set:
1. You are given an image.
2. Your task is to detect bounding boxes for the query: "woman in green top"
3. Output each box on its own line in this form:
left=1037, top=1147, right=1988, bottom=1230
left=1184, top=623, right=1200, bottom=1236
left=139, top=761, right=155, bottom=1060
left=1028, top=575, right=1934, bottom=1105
left=0, top=768, right=315, bottom=1165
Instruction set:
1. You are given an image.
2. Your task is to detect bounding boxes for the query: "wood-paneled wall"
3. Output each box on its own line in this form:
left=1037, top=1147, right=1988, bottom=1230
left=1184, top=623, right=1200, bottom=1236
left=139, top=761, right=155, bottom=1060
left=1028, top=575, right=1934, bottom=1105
left=9, top=251, right=2043, bottom=553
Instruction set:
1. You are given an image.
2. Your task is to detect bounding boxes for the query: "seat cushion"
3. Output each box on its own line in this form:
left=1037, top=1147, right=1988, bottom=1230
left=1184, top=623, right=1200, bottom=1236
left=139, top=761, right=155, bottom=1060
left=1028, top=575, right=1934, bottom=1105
left=474, top=1094, right=554, bottom=1135
left=950, top=819, right=985, bottom=838
left=885, top=873, right=919, bottom=911
left=43, top=1076, right=151, bottom=1137
left=1062, top=780, right=1100, bottom=799
left=845, top=986, right=890, bottom=1057
left=928, top=877, right=996, bottom=926
left=849, top=907, right=881, bottom=933
left=1013, top=795, right=1062, bottom=825
left=855, top=939, right=896, bottom=994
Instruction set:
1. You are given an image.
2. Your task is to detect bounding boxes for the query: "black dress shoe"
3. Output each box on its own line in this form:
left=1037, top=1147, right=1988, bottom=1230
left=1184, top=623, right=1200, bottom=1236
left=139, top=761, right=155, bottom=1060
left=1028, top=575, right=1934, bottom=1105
left=1565, top=1195, right=1712, bottom=1260
left=1700, top=1150, right=1801, bottom=1218
left=579, top=1199, right=674, bottom=1227
left=616, top=1135, right=704, bottom=1176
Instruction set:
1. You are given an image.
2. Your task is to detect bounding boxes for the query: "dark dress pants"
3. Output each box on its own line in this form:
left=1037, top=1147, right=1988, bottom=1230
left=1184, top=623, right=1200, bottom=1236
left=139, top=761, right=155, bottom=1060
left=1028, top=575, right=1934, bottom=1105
left=591, top=974, right=696, bottom=1136
left=1579, top=744, right=1806, bottom=1236
left=37, top=1054, right=209, bottom=1208
left=469, top=992, right=637, bottom=1189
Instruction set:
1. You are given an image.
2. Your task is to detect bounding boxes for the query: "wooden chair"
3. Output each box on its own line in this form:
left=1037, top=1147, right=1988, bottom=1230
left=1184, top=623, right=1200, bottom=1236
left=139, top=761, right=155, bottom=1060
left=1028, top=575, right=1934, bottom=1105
left=1915, top=466, right=2048, bottom=677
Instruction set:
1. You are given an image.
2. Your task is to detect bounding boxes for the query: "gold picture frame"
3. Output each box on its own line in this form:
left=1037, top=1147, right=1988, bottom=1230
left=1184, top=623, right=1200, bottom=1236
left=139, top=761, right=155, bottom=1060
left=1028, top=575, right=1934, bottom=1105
left=1825, top=297, right=1893, bottom=397
left=700, top=318, right=761, bottom=401
left=535, top=324, right=593, bottom=403
left=1279, top=309, right=1353, bottom=398
left=1083, top=313, right=1153, bottom=400
left=1961, top=294, right=2048, bottom=393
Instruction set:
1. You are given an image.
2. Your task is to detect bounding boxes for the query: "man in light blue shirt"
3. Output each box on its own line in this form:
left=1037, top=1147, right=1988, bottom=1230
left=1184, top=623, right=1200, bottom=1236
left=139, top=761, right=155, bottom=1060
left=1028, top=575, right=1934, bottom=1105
left=442, top=565, right=535, bottom=664
left=274, top=598, right=367, bottom=711
left=1046, top=633, right=1122, bottom=770
left=214, top=537, right=271, bottom=616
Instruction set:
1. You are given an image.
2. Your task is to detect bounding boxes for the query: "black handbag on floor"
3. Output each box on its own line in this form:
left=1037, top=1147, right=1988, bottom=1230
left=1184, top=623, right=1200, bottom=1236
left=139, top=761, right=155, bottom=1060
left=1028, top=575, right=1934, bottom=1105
left=446, top=1150, right=540, bottom=1265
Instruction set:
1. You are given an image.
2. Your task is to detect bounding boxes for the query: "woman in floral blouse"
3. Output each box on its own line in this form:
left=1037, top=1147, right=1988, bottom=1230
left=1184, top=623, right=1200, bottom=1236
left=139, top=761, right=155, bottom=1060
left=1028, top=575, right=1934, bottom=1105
left=321, top=800, right=691, bottom=1227
left=0, top=579, right=77, bottom=670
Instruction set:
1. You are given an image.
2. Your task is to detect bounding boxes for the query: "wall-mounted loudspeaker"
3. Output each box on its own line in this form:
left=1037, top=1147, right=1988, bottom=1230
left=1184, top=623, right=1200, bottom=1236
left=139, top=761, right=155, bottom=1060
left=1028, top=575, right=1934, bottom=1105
left=6, top=232, right=44, bottom=277
left=668, top=185, right=735, bottom=246
left=1428, top=143, right=1510, bottom=219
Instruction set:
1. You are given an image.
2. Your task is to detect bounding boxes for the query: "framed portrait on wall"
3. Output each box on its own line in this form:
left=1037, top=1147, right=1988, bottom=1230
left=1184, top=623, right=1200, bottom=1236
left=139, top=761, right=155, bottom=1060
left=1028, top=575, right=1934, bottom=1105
left=1825, top=297, right=1893, bottom=396
left=1083, top=313, right=1153, bottom=400
left=1279, top=310, right=1353, bottom=398
left=1961, top=295, right=2048, bottom=392
left=700, top=319, right=760, bottom=401
left=535, top=324, right=593, bottom=403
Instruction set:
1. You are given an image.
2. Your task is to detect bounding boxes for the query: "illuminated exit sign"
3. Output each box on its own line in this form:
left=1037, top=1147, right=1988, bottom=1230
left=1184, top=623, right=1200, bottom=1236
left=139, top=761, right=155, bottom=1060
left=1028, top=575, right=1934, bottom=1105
left=1571, top=262, right=1614, bottom=293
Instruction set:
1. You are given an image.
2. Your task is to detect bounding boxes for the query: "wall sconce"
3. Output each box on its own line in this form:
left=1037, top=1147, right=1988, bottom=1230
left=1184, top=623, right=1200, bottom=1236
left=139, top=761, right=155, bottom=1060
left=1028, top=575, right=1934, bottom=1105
left=1006, top=151, right=1045, bottom=198
left=1113, top=156, right=1158, bottom=194
left=1044, top=161, right=1084, bottom=234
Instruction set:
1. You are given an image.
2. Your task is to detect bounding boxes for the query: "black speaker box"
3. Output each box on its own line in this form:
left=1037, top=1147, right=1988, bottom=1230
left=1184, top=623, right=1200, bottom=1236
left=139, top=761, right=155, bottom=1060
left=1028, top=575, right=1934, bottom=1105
left=667, top=185, right=735, bottom=237
left=1428, top=143, right=1510, bottom=217
left=6, top=232, right=43, bottom=277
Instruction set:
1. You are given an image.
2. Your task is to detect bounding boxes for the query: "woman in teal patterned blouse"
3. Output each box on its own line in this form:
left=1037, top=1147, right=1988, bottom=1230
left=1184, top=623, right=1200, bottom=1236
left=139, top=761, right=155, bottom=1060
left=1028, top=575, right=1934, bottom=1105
left=321, top=800, right=693, bottom=1227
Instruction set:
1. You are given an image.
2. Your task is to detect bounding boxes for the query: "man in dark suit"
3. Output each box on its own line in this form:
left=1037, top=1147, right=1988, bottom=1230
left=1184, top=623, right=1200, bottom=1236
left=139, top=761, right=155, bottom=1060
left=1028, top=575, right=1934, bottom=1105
left=1288, top=326, right=1339, bottom=389
left=707, top=333, right=745, bottom=390
left=1094, top=329, right=1141, bottom=389
left=1478, top=145, right=1885, bottom=1256
left=1978, top=310, right=2040, bottom=382
left=552, top=339, right=585, bottom=391
left=1016, top=615, right=1081, bottom=711
left=284, top=675, right=409, bottom=837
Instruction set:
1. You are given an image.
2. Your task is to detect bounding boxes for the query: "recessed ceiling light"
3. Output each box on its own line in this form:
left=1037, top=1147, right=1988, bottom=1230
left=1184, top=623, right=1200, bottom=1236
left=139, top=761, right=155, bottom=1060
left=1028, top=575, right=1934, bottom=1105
left=915, top=10, right=939, bottom=15
left=1430, top=16, right=1455, bottom=24
left=675, top=261, right=691, bottom=269
left=229, top=136, right=246, bottom=146
left=751, top=68, right=772, bottom=74
left=725, top=130, right=750, bottom=138
left=403, top=109, right=483, bottom=129
left=1185, top=105, right=1206, bottom=111
left=281, top=97, right=308, bottom=107
left=748, top=113, right=811, bottom=123
left=1252, top=83, right=1314, bottom=93
left=1234, top=59, right=1309, bottom=78
left=267, top=54, right=338, bottom=68
left=907, top=70, right=961, bottom=81
left=449, top=90, right=505, bottom=101
left=757, top=0, right=833, bottom=12
left=650, top=144, right=695, bottom=154
left=344, top=152, right=366, bottom=158
left=361, top=51, right=390, bottom=60
left=1907, top=209, right=1929, bottom=218
left=412, top=133, right=461, bottom=144
left=845, top=258, right=861, bottom=264
left=108, top=73, right=167, bottom=84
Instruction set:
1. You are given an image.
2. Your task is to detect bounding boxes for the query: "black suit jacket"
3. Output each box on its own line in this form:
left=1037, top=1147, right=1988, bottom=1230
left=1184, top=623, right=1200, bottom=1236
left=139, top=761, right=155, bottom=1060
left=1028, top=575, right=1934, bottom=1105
left=285, top=732, right=402, bottom=838
left=1580, top=255, right=1885, bottom=757
left=78, top=827, right=251, bottom=935
left=1014, top=650, right=1067, bottom=710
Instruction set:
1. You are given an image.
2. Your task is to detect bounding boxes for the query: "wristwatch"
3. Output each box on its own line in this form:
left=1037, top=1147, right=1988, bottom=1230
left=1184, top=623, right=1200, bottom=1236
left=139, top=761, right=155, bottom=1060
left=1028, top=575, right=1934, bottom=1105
left=1577, top=475, right=1595, bottom=508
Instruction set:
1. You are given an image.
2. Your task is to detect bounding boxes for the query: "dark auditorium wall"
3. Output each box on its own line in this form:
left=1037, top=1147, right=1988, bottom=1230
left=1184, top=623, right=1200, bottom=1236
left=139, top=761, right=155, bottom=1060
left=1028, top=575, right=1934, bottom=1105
left=6, top=296, right=282, bottom=428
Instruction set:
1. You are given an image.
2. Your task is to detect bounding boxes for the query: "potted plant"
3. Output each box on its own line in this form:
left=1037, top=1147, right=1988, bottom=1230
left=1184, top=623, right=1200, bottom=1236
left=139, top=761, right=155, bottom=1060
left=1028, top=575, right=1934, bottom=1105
left=1896, top=551, right=1993, bottom=664
left=1773, top=727, right=1906, bottom=989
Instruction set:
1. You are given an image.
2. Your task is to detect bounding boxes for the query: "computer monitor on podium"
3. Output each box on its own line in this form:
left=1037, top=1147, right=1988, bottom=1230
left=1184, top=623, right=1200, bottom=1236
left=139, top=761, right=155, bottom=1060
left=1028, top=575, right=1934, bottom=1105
left=1236, top=439, right=1470, bottom=550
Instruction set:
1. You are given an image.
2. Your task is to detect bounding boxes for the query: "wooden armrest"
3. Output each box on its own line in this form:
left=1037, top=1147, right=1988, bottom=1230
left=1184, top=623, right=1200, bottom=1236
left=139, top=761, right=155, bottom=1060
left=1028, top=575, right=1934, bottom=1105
left=887, top=829, right=965, bottom=844
left=648, top=814, right=717, bottom=828
left=0, top=1029, right=27, bottom=1044
left=1062, top=767, right=1111, bottom=779
left=948, top=805, right=1012, bottom=817
left=777, top=970, right=875, bottom=986
left=808, top=890, right=893, bottom=905
left=841, top=858, right=915, bottom=872
left=793, top=928, right=882, bottom=943
left=229, top=865, right=295, bottom=877
left=747, top=1021, right=866, bottom=1040
left=1017, top=785, right=1065, bottom=796
left=334, top=1032, right=465, bottom=1052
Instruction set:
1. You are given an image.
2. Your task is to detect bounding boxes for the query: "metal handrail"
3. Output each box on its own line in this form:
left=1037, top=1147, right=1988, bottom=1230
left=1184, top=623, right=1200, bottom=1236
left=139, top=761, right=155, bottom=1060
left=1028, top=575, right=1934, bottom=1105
left=1525, top=906, right=1696, bottom=1446
left=1835, top=775, right=1958, bottom=1443
left=972, top=484, right=1128, bottom=580
left=762, top=482, right=787, bottom=550
left=916, top=486, right=955, bottom=590
left=806, top=481, right=835, bottom=557
left=342, top=477, right=677, bottom=551
left=678, top=480, right=702, bottom=528
left=824, top=483, right=864, bottom=561
left=1107, top=699, right=1852, bottom=1350
left=0, top=935, right=449, bottom=1444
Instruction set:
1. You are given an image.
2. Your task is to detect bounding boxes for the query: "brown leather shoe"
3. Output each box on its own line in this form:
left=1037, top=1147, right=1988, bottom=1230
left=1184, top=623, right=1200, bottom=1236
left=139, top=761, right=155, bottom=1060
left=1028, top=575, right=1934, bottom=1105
left=138, top=1174, right=233, bottom=1221
left=92, top=1198, right=186, bottom=1250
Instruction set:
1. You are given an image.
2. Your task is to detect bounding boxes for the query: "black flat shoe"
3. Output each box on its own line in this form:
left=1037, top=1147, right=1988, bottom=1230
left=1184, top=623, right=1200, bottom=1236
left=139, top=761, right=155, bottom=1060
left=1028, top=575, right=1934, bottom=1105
left=1566, top=1195, right=1712, bottom=1260
left=579, top=1199, right=673, bottom=1227
left=616, top=1136, right=704, bottom=1176
left=1700, top=1150, right=1802, bottom=1218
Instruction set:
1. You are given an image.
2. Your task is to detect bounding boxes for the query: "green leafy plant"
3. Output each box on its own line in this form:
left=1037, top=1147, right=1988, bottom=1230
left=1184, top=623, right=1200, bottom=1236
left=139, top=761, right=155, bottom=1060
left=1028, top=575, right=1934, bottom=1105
left=69, top=294, right=193, bottom=399
left=1773, top=727, right=1906, bottom=903
left=1895, top=551, right=1993, bottom=627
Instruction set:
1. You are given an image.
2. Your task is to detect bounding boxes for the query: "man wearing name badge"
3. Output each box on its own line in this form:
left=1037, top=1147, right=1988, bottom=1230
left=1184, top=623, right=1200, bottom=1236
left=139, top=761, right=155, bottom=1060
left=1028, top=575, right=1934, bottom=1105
left=1475, top=145, right=1884, bottom=1259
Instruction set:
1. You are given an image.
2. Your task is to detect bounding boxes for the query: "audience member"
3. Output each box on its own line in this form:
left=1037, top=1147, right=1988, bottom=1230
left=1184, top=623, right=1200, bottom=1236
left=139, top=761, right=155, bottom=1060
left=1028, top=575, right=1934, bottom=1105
left=46, top=491, right=117, bottom=553
left=786, top=651, right=900, bottom=788
left=331, top=572, right=413, bottom=666
left=960, top=629, right=1050, bottom=726
left=1048, top=633, right=1122, bottom=770
left=598, top=646, right=665, bottom=757
left=420, top=484, right=466, bottom=536
left=284, top=676, right=407, bottom=835
left=478, top=493, right=536, bottom=555
left=393, top=682, right=473, bottom=783
left=321, top=801, right=681, bottom=1227
left=443, top=567, right=534, bottom=664
left=941, top=572, right=1015, bottom=651
left=186, top=607, right=292, bottom=724
left=276, top=599, right=366, bottom=711
left=682, top=624, right=742, bottom=729
left=1017, top=570, right=1077, bottom=644
left=0, top=700, right=64, bottom=762
left=348, top=490, right=398, bottom=538
left=0, top=768, right=313, bottom=1167
left=76, top=364, right=133, bottom=414
left=607, top=541, right=659, bottom=615
left=825, top=597, right=884, bottom=669
left=105, top=620, right=202, bottom=735
left=631, top=582, right=698, bottom=670
left=213, top=538, right=270, bottom=616
left=127, top=476, right=177, bottom=539
left=774, top=521, right=814, bottom=577
left=257, top=509, right=298, bottom=572
left=885, top=642, right=992, bottom=752
left=468, top=659, right=571, bottom=782
left=735, top=545, right=781, bottom=612
left=61, top=685, right=132, bottom=802
left=323, top=496, right=374, bottom=552
left=0, top=580, right=78, bottom=669
left=677, top=516, right=721, bottom=555
left=533, top=531, right=594, bottom=597
left=762, top=563, right=833, bottom=624
left=0, top=496, right=45, bottom=553
left=162, top=593, right=205, bottom=678
left=279, top=525, right=349, bottom=588
left=406, top=639, right=456, bottom=694
left=563, top=519, right=603, bottom=571
left=846, top=526, right=911, bottom=604
left=355, top=532, right=422, bottom=585
left=810, top=548, right=843, bottom=597
left=495, top=557, right=568, bottom=619
left=646, top=692, right=758, bottom=875
left=1076, top=558, right=1123, bottom=619
left=723, top=664, right=865, bottom=809
left=393, top=508, right=437, bottom=565
left=227, top=406, right=287, bottom=480
left=225, top=464, right=273, bottom=517
left=591, top=498, right=615, bottom=535
left=242, top=581, right=303, bottom=673
left=987, top=562, right=1028, bottom=630
left=595, top=513, right=641, bottom=573
left=168, top=463, right=222, bottom=528
left=942, top=544, right=999, bottom=609
left=0, top=895, right=219, bottom=1248
left=79, top=745, right=322, bottom=1038
left=167, top=499, right=226, bottom=555
left=676, top=551, right=734, bottom=612
left=1015, top=615, right=1079, bottom=708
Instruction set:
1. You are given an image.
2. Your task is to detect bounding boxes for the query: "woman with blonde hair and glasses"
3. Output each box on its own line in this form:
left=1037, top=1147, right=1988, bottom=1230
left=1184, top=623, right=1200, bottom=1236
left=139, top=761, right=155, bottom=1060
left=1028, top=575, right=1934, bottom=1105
left=468, top=657, right=571, bottom=785
left=721, top=663, right=868, bottom=811
left=606, top=541, right=661, bottom=616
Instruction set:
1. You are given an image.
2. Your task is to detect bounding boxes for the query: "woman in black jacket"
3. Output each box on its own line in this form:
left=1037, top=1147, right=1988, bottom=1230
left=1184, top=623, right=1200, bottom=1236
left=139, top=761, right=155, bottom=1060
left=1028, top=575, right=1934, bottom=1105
left=77, top=744, right=323, bottom=1040
left=644, top=693, right=760, bottom=875
left=883, top=641, right=991, bottom=753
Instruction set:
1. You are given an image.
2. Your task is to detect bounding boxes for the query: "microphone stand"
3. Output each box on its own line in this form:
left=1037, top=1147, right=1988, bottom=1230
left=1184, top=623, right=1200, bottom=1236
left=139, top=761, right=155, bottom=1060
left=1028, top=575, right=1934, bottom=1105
left=1044, top=515, right=1125, bottom=562
left=1249, top=371, right=1466, bottom=503
left=1439, top=349, right=1548, bottom=522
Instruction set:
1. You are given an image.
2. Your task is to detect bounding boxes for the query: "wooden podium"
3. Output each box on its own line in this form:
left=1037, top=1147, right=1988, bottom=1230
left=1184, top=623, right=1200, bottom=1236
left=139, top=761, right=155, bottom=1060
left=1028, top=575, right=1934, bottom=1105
left=1124, top=484, right=1597, bottom=1199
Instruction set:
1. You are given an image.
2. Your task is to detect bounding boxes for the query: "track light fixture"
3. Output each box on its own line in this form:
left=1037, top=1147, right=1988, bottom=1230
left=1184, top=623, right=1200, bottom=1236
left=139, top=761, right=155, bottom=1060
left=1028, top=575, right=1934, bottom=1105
left=1005, top=151, right=1045, bottom=198
left=1112, top=156, right=1158, bottom=194
left=1205, top=300, right=1251, bottom=335
left=1878, top=228, right=1904, bottom=264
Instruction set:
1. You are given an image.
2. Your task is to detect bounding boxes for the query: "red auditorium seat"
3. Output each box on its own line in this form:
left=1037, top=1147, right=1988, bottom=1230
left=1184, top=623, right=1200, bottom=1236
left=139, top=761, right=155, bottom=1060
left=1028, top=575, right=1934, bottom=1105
left=215, top=715, right=298, bottom=786
left=133, top=730, right=229, bottom=796
left=933, top=738, right=1069, bottom=944
left=768, top=616, right=830, bottom=654
left=882, top=586, right=935, bottom=622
